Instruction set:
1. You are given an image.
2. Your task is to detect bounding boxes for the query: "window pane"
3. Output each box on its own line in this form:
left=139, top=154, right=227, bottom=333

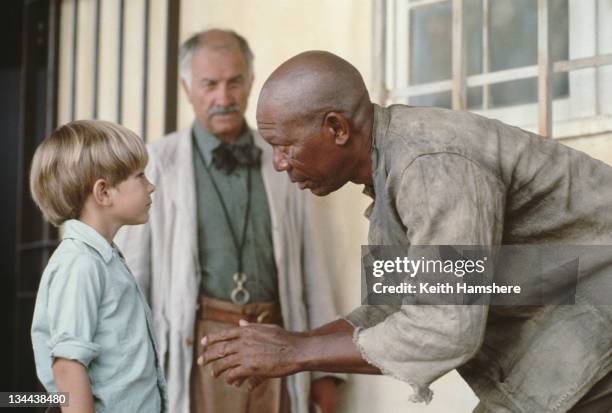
left=411, top=91, right=452, bottom=108
left=410, top=0, right=482, bottom=108
left=410, top=1, right=453, bottom=85
left=404, top=0, right=569, bottom=109
left=489, top=73, right=569, bottom=107
left=489, top=0, right=569, bottom=107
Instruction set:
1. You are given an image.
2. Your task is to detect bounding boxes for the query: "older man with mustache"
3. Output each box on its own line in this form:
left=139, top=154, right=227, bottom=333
left=115, top=30, right=343, bottom=413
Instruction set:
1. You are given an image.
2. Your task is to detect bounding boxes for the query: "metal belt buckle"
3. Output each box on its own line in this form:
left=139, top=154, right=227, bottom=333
left=256, top=310, right=270, bottom=324
left=231, top=272, right=250, bottom=305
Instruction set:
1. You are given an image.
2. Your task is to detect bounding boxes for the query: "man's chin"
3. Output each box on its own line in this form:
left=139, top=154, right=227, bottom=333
left=309, top=185, right=332, bottom=197
left=308, top=180, right=349, bottom=196
left=210, top=123, right=244, bottom=141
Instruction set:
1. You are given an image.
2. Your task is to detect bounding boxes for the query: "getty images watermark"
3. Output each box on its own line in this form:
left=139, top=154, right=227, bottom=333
left=361, top=245, right=612, bottom=306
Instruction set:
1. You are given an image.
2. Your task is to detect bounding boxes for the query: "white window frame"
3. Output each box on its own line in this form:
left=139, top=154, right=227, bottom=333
left=374, top=0, right=612, bottom=139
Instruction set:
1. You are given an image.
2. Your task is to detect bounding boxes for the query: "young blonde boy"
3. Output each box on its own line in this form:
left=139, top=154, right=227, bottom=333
left=30, top=120, right=167, bottom=413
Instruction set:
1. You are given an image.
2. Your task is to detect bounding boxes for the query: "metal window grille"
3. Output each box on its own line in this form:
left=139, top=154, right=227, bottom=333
left=374, top=0, right=612, bottom=138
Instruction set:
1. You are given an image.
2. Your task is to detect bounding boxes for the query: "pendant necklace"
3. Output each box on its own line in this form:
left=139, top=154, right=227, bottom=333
left=193, top=132, right=252, bottom=304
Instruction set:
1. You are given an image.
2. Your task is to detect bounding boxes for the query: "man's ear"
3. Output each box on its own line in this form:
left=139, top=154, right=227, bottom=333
left=92, top=178, right=113, bottom=207
left=323, top=112, right=350, bottom=146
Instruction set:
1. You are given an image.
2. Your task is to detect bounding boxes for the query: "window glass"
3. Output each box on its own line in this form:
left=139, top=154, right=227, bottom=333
left=489, top=0, right=568, bottom=107
left=407, top=0, right=569, bottom=109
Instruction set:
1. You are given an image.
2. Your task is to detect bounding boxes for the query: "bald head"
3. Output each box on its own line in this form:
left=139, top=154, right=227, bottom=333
left=256, top=51, right=374, bottom=197
left=257, top=51, right=370, bottom=126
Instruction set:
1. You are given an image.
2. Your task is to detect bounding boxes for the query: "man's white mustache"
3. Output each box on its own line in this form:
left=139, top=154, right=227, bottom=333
left=209, top=104, right=241, bottom=115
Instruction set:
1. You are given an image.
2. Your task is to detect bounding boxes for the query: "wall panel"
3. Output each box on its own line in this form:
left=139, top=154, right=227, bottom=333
left=58, top=0, right=171, bottom=142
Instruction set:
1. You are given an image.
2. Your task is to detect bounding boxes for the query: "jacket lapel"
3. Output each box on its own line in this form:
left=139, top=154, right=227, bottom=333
left=172, top=128, right=200, bottom=271
left=254, top=130, right=288, bottom=233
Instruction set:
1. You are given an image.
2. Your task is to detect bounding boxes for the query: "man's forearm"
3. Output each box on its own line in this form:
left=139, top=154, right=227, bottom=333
left=309, top=318, right=355, bottom=337
left=203, top=319, right=380, bottom=381
left=52, top=358, right=94, bottom=413
left=299, top=320, right=381, bottom=375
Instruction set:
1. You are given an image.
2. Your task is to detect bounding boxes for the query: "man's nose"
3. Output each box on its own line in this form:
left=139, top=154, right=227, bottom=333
left=214, top=84, right=232, bottom=106
left=272, top=146, right=290, bottom=172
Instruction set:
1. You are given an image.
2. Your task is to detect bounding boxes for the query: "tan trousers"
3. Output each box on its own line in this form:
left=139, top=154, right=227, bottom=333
left=190, top=297, right=291, bottom=413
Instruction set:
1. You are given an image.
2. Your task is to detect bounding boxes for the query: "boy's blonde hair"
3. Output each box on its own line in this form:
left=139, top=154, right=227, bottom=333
left=30, top=120, right=148, bottom=227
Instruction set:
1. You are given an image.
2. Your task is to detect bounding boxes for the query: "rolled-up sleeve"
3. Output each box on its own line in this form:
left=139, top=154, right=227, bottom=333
left=344, top=304, right=399, bottom=329
left=352, top=153, right=505, bottom=402
left=46, top=254, right=104, bottom=366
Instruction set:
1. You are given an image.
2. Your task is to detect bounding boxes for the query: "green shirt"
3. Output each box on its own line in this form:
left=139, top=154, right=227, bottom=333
left=192, top=122, right=278, bottom=303
left=31, top=219, right=167, bottom=413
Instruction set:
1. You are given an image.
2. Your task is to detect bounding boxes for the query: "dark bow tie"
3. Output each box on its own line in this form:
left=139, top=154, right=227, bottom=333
left=211, top=142, right=262, bottom=174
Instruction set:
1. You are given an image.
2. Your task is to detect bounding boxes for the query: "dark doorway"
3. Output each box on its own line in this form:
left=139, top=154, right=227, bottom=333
left=1, top=0, right=60, bottom=410
left=0, top=0, right=26, bottom=395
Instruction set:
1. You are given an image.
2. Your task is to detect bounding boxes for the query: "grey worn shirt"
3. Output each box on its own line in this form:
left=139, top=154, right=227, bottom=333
left=345, top=104, right=612, bottom=412
left=192, top=122, right=278, bottom=303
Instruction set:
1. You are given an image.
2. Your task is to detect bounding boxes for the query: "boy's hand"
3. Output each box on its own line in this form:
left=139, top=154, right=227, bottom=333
left=52, top=358, right=94, bottom=413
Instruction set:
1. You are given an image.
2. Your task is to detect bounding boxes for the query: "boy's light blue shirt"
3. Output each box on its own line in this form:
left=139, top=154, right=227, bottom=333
left=31, top=219, right=167, bottom=413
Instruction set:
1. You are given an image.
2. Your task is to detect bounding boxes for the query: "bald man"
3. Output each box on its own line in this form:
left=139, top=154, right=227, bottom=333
left=116, top=36, right=343, bottom=413
left=201, top=51, right=612, bottom=413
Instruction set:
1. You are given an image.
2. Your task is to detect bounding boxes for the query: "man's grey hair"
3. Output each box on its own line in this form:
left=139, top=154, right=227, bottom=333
left=179, top=29, right=254, bottom=89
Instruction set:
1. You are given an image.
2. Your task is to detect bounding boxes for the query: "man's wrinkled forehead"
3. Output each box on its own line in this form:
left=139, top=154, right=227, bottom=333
left=257, top=87, right=302, bottom=138
left=257, top=117, right=284, bottom=144
left=257, top=116, right=276, bottom=133
left=256, top=100, right=280, bottom=128
left=257, top=111, right=297, bottom=146
left=196, top=43, right=247, bottom=68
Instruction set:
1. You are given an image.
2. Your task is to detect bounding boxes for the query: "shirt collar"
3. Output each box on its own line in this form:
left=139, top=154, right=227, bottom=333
left=62, top=219, right=115, bottom=263
left=364, top=103, right=389, bottom=196
left=192, top=120, right=252, bottom=167
left=370, top=104, right=390, bottom=174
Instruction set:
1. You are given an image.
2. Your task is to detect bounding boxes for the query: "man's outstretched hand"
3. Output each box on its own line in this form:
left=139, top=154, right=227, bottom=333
left=199, top=320, right=308, bottom=385
left=198, top=318, right=380, bottom=387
